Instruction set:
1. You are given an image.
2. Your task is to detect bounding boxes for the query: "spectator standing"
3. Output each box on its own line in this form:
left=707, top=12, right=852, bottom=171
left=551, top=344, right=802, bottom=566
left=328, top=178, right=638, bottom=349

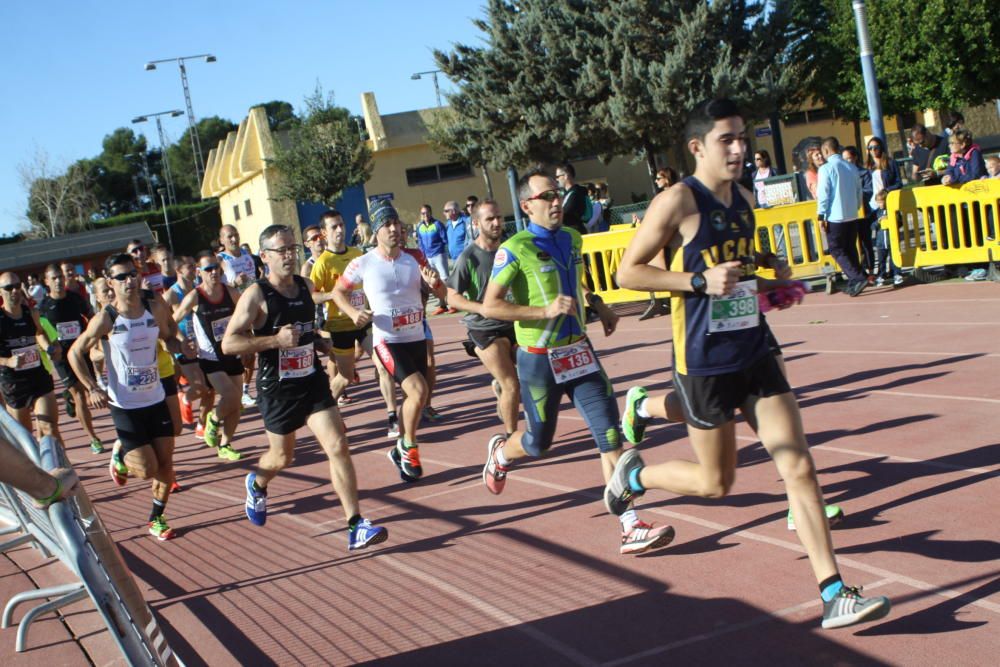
left=804, top=145, right=825, bottom=200
left=751, top=150, right=781, bottom=207
left=910, top=124, right=950, bottom=182
left=443, top=200, right=470, bottom=260
left=352, top=214, right=373, bottom=248
left=26, top=274, right=46, bottom=304
left=871, top=190, right=904, bottom=287
left=865, top=136, right=903, bottom=281
left=842, top=146, right=874, bottom=273
left=941, top=129, right=986, bottom=185
left=816, top=137, right=867, bottom=296
left=416, top=204, right=453, bottom=314
left=986, top=156, right=1000, bottom=179
left=555, top=162, right=589, bottom=234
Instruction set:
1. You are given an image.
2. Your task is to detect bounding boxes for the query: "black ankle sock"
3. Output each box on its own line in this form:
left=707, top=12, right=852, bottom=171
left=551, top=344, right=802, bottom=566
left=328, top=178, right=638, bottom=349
left=149, top=499, right=166, bottom=522
left=348, top=514, right=362, bottom=530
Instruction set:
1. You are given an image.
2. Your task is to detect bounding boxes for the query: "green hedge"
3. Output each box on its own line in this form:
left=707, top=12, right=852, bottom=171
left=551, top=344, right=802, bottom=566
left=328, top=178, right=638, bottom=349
left=95, top=202, right=222, bottom=256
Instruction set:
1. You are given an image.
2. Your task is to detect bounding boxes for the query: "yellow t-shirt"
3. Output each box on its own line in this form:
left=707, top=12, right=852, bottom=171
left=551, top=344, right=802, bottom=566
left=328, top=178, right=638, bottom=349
left=311, top=247, right=364, bottom=333
left=157, top=342, right=175, bottom=379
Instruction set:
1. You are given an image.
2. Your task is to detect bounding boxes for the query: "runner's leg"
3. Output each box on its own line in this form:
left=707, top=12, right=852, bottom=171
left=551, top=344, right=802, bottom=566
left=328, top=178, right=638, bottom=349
left=67, top=384, right=100, bottom=442
left=305, top=407, right=359, bottom=520
left=206, top=371, right=242, bottom=448
left=255, top=431, right=296, bottom=488
left=474, top=337, right=519, bottom=433
left=33, top=392, right=60, bottom=441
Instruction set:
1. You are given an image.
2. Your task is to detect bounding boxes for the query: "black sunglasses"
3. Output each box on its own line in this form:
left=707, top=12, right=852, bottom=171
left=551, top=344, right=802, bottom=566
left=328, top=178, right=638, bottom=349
left=200, top=263, right=221, bottom=272
left=524, top=189, right=560, bottom=203
left=128, top=246, right=145, bottom=254
left=110, top=269, right=139, bottom=282
left=0, top=283, right=21, bottom=291
left=867, top=144, right=882, bottom=151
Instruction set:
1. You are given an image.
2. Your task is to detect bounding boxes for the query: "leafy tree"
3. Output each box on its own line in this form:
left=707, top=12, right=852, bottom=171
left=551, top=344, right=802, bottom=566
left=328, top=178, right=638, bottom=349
left=18, top=149, right=96, bottom=238
left=166, top=116, right=238, bottom=201
left=256, top=100, right=300, bottom=132
left=80, top=127, right=153, bottom=217
left=268, top=86, right=373, bottom=205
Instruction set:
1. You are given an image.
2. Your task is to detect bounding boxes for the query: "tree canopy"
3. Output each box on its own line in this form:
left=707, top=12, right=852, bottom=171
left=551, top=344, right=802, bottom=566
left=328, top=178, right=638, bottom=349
left=165, top=116, right=239, bottom=201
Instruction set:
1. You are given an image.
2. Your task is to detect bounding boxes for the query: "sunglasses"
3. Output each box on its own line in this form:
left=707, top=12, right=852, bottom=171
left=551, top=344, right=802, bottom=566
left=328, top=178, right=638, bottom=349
left=110, top=269, right=139, bottom=282
left=305, top=235, right=323, bottom=243
left=0, top=283, right=21, bottom=291
left=867, top=145, right=882, bottom=150
left=200, top=263, right=221, bottom=272
left=128, top=246, right=145, bottom=254
left=524, top=189, right=560, bottom=203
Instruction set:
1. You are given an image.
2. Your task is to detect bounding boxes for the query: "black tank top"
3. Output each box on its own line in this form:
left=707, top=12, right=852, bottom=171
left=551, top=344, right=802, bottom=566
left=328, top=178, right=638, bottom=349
left=194, top=286, right=236, bottom=361
left=253, top=276, right=320, bottom=398
left=0, top=307, right=43, bottom=380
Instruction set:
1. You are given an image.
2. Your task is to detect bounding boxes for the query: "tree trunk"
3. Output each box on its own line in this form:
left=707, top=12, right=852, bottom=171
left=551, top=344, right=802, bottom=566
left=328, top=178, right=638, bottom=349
left=642, top=136, right=658, bottom=197
left=853, top=119, right=863, bottom=152
left=895, top=114, right=908, bottom=159
left=769, top=112, right=787, bottom=174
left=480, top=164, right=494, bottom=200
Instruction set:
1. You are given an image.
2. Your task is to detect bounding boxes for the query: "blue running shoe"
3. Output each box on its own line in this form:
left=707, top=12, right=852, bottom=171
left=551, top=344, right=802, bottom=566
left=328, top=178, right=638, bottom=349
left=348, top=518, right=388, bottom=551
left=245, top=473, right=267, bottom=526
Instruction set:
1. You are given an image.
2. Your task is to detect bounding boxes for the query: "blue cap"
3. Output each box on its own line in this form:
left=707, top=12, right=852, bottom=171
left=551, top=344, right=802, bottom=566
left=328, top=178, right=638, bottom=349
left=369, top=200, right=399, bottom=235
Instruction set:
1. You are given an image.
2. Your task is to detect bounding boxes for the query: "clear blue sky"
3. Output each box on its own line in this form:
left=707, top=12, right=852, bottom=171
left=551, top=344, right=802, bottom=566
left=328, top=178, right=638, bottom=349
left=0, top=1, right=480, bottom=236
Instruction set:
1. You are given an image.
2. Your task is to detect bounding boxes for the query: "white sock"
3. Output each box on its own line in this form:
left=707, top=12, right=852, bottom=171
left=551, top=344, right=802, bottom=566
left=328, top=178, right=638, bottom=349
left=495, top=444, right=510, bottom=467
left=635, top=398, right=651, bottom=419
left=620, top=509, right=639, bottom=532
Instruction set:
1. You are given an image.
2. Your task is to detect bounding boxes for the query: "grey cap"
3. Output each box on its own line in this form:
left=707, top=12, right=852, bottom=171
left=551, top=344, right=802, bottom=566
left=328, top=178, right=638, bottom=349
left=369, top=200, right=399, bottom=235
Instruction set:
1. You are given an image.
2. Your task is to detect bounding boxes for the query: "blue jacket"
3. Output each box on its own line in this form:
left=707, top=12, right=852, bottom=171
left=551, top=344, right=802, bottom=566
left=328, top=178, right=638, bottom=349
left=872, top=158, right=902, bottom=193
left=446, top=216, right=469, bottom=259
left=817, top=155, right=863, bottom=223
left=416, top=219, right=447, bottom=258
left=944, top=145, right=986, bottom=184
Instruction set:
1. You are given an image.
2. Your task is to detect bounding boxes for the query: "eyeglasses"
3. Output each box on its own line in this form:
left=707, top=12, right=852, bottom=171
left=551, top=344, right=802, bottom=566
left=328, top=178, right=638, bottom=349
left=0, top=283, right=21, bottom=291
left=128, top=246, right=145, bottom=254
left=524, top=189, right=561, bottom=203
left=867, top=145, right=881, bottom=151
left=262, top=244, right=301, bottom=256
left=443, top=208, right=457, bottom=213
left=305, top=235, right=323, bottom=243
left=110, top=270, right=139, bottom=282
left=754, top=157, right=764, bottom=161
left=199, top=263, right=220, bottom=272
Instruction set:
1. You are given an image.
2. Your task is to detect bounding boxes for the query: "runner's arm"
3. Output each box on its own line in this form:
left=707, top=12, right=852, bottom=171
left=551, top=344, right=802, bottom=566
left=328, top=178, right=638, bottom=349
left=68, top=309, right=112, bottom=394
left=152, top=300, right=182, bottom=355
left=222, top=284, right=286, bottom=355
left=309, top=260, right=337, bottom=304
left=173, top=289, right=197, bottom=324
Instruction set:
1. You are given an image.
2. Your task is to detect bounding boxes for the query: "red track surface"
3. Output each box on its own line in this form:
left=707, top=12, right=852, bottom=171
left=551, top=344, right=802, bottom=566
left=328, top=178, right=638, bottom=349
left=3, top=281, right=999, bottom=666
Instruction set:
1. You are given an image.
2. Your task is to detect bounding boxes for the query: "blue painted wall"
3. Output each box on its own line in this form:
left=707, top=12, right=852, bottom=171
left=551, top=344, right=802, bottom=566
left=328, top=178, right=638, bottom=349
left=295, top=184, right=368, bottom=241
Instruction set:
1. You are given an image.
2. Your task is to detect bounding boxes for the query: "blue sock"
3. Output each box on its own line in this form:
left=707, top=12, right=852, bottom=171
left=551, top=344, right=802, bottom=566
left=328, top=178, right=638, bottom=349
left=820, top=577, right=844, bottom=602
left=628, top=467, right=644, bottom=494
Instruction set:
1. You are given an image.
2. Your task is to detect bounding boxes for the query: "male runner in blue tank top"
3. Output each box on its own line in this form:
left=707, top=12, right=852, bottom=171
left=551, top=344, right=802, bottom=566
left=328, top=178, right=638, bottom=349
left=606, top=99, right=890, bottom=629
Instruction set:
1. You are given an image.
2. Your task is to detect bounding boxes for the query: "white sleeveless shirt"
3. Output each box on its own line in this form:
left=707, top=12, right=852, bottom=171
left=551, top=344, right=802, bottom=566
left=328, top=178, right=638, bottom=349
left=102, top=301, right=165, bottom=409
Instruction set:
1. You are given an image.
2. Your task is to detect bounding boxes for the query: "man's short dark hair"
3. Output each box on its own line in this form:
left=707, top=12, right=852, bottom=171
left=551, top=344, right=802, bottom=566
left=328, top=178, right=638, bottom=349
left=821, top=136, right=841, bottom=153
left=557, top=162, right=576, bottom=178
left=473, top=198, right=500, bottom=219
left=302, top=225, right=321, bottom=237
left=44, top=263, right=62, bottom=277
left=466, top=195, right=479, bottom=203
left=319, top=209, right=342, bottom=225
left=259, top=224, right=292, bottom=251
left=105, top=253, right=134, bottom=275
left=517, top=166, right=554, bottom=200
left=127, top=238, right=143, bottom=249
left=946, top=111, right=964, bottom=129
left=684, top=98, right=743, bottom=142
left=196, top=250, right=217, bottom=263
left=910, top=123, right=927, bottom=138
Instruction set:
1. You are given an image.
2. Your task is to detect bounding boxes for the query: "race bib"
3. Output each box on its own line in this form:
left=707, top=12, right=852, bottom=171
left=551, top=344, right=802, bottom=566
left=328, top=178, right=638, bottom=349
left=349, top=289, right=366, bottom=309
left=12, top=345, right=41, bottom=370
left=547, top=339, right=599, bottom=384
left=709, top=279, right=759, bottom=333
left=210, top=316, right=231, bottom=342
left=125, top=364, right=159, bottom=393
left=390, top=306, right=424, bottom=332
left=56, top=321, right=81, bottom=341
left=278, top=344, right=315, bottom=379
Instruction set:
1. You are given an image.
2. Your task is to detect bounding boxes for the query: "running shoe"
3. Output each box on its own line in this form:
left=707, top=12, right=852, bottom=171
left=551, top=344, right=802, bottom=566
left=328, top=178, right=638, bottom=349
left=620, top=521, right=675, bottom=555
left=179, top=395, right=194, bottom=425
left=491, top=379, right=503, bottom=422
left=431, top=306, right=447, bottom=316
left=218, top=445, right=243, bottom=461
left=386, top=416, right=400, bottom=439
left=63, top=389, right=76, bottom=419
left=204, top=410, right=220, bottom=448
left=821, top=586, right=891, bottom=629
left=337, top=391, right=354, bottom=406
left=875, top=277, right=885, bottom=287
left=787, top=504, right=845, bottom=531
left=195, top=423, right=205, bottom=440
left=352, top=370, right=360, bottom=385
left=446, top=307, right=459, bottom=314
left=422, top=406, right=442, bottom=423
left=965, top=268, right=987, bottom=282
left=148, top=516, right=177, bottom=541
left=387, top=441, right=422, bottom=482
left=245, top=472, right=267, bottom=526
left=621, top=386, right=650, bottom=445
left=604, top=449, right=645, bottom=516
left=170, top=480, right=182, bottom=493
left=109, top=454, right=128, bottom=487
left=892, top=274, right=905, bottom=287
left=483, top=434, right=508, bottom=495
left=241, top=391, right=256, bottom=408
left=347, top=518, right=389, bottom=551
left=90, top=439, right=104, bottom=454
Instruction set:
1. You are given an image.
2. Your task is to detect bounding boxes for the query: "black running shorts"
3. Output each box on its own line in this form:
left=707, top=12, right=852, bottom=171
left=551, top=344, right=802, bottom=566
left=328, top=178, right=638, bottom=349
left=330, top=326, right=371, bottom=355
left=160, top=375, right=178, bottom=397
left=198, top=354, right=245, bottom=378
left=110, top=401, right=174, bottom=454
left=373, top=339, right=428, bottom=384
left=0, top=369, right=54, bottom=410
left=673, top=352, right=791, bottom=430
left=258, top=369, right=336, bottom=435
left=468, top=327, right=516, bottom=352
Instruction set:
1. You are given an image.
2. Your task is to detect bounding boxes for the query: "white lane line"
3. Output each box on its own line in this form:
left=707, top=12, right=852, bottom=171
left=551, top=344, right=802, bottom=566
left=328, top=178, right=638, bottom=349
left=410, top=456, right=1000, bottom=616
left=793, top=297, right=998, bottom=308
left=812, top=444, right=1000, bottom=477
left=772, top=322, right=1000, bottom=327
left=602, top=580, right=894, bottom=666
left=810, top=387, right=1000, bottom=405
left=636, top=347, right=998, bottom=357
left=379, top=555, right=600, bottom=666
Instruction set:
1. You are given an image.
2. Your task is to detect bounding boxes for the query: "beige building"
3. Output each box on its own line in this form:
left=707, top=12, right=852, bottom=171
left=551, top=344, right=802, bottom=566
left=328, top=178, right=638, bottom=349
left=201, top=106, right=301, bottom=251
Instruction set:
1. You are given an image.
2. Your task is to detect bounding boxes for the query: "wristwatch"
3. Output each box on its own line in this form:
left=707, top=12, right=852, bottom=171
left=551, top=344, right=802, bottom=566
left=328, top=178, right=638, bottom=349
left=690, top=272, right=707, bottom=294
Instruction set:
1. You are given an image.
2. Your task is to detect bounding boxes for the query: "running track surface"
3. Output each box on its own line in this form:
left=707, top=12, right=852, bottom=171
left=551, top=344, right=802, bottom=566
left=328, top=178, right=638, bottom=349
left=2, top=281, right=999, bottom=666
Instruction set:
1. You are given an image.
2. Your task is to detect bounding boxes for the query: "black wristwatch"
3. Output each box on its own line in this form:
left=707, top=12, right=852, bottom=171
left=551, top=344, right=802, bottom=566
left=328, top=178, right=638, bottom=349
left=690, top=272, right=707, bottom=295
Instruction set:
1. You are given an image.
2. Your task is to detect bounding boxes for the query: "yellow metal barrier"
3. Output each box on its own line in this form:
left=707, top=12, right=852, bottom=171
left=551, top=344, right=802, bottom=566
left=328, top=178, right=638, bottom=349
left=581, top=229, right=670, bottom=304
left=884, top=180, right=1000, bottom=269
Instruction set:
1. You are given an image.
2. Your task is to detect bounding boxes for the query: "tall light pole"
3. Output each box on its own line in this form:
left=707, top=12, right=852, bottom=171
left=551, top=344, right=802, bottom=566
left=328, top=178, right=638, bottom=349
left=411, top=70, right=443, bottom=107
left=145, top=53, right=216, bottom=186
left=132, top=110, right=184, bottom=205
left=851, top=1, right=886, bottom=142
left=157, top=188, right=174, bottom=253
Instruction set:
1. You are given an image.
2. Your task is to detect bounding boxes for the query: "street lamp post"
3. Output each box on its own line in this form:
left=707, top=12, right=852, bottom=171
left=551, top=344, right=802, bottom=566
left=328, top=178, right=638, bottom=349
left=851, top=1, right=886, bottom=142
left=144, top=53, right=216, bottom=186
left=132, top=110, right=184, bottom=205
left=157, top=188, right=174, bottom=253
left=411, top=70, right=443, bottom=108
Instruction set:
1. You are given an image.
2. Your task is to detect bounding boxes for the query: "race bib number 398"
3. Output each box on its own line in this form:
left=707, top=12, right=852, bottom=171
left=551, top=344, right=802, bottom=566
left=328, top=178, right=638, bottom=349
left=709, top=280, right=759, bottom=333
